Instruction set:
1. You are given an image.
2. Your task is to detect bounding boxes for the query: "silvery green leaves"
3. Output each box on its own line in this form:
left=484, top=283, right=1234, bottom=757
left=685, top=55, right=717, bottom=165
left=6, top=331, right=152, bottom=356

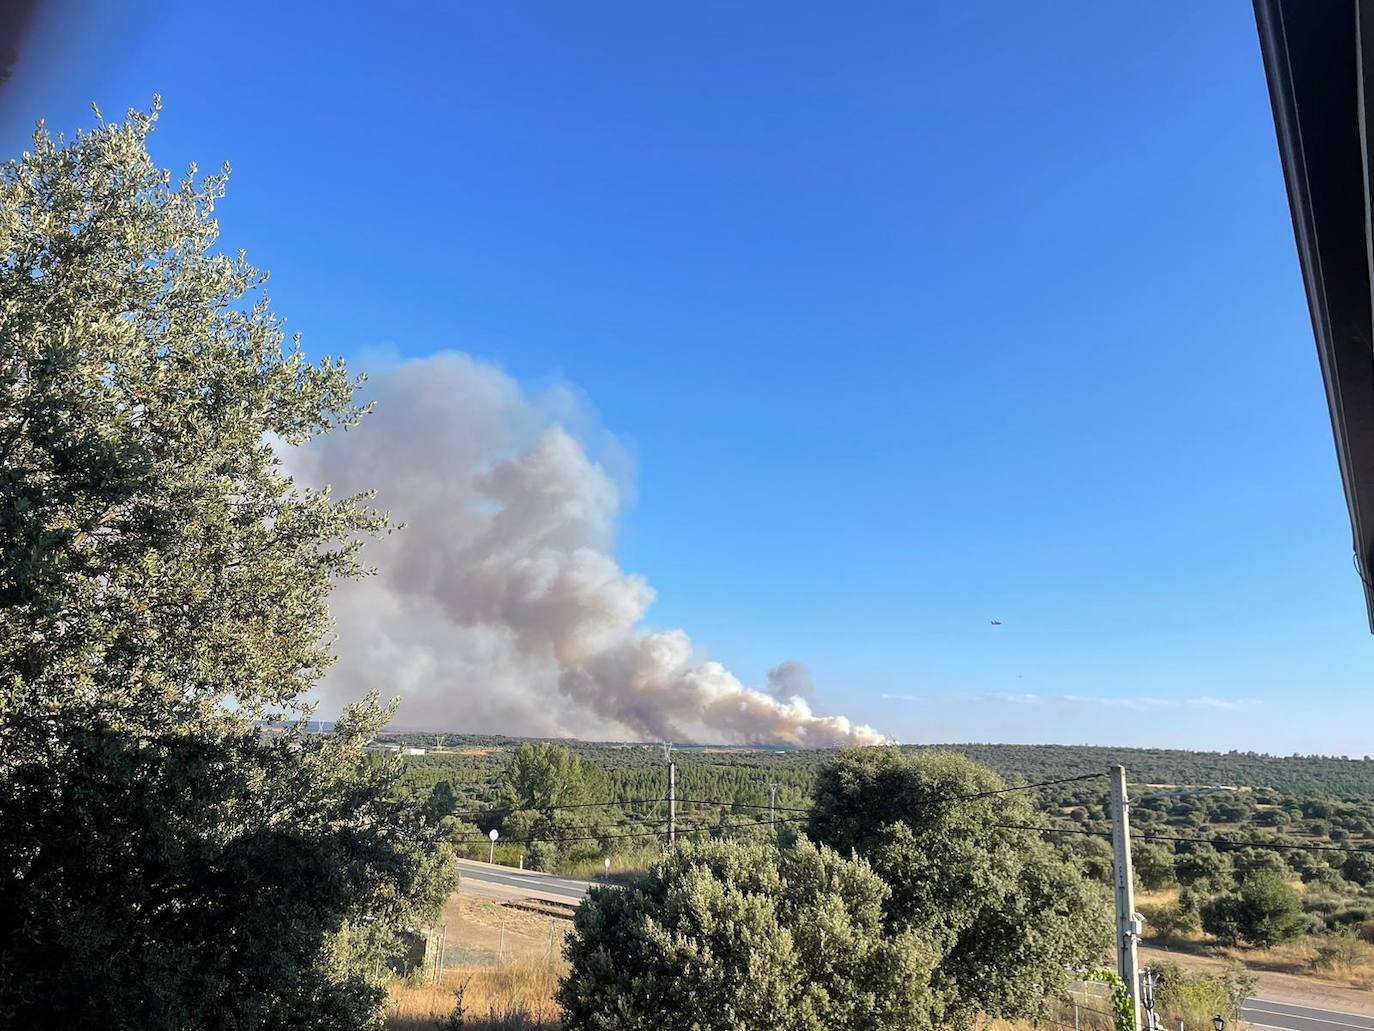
left=0, top=105, right=448, bottom=1030
left=559, top=837, right=934, bottom=1031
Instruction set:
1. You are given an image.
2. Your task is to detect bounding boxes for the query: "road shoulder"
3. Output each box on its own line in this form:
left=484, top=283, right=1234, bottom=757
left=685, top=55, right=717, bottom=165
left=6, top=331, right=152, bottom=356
left=1140, top=944, right=1374, bottom=1017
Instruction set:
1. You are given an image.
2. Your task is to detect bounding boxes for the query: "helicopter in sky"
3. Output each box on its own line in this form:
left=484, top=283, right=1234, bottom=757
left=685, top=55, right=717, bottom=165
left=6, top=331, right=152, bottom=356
left=989, top=619, right=1002, bottom=626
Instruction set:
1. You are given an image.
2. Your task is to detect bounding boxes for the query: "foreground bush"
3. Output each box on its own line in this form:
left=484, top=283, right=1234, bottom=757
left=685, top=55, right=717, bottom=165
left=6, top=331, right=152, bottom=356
left=1152, top=961, right=1255, bottom=1028
left=558, top=838, right=934, bottom=1031
left=808, top=748, right=1113, bottom=1026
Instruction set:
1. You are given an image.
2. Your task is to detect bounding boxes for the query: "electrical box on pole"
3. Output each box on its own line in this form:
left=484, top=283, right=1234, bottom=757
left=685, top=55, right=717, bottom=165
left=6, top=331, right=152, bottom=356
left=1109, top=764, right=1142, bottom=1031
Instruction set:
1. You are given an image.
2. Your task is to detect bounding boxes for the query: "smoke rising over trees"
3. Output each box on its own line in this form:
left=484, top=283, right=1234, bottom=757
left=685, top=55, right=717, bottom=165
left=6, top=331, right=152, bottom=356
left=295, top=353, right=883, bottom=746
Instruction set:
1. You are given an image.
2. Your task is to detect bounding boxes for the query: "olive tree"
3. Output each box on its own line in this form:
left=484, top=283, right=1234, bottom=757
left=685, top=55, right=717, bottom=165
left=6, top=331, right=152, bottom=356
left=1201, top=870, right=1305, bottom=948
left=1343, top=851, right=1374, bottom=887
left=1174, top=843, right=1234, bottom=890
left=1133, top=842, right=1177, bottom=890
left=558, top=837, right=935, bottom=1031
left=807, top=748, right=1112, bottom=1027
left=0, top=104, right=454, bottom=1028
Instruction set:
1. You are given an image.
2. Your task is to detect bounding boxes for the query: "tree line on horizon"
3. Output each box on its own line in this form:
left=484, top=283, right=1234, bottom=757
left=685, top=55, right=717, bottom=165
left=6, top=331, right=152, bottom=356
left=383, top=732, right=1374, bottom=797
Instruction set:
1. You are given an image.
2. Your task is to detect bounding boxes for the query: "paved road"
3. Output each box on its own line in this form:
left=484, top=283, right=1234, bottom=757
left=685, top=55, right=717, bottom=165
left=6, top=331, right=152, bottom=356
left=1241, top=998, right=1374, bottom=1031
left=456, top=858, right=598, bottom=905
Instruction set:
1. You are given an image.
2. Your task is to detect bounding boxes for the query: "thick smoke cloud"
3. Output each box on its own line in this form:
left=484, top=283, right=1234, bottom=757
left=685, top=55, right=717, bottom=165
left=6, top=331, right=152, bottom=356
left=294, top=352, right=884, bottom=747
left=766, top=661, right=816, bottom=703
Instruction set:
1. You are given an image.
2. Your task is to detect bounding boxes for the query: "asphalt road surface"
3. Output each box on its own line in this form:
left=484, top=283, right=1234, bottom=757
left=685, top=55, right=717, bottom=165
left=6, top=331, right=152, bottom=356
left=1240, top=998, right=1374, bottom=1031
left=456, top=858, right=597, bottom=905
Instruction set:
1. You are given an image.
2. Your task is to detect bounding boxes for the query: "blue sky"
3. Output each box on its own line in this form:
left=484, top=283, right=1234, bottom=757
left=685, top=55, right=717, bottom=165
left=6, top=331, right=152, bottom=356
left=8, top=1, right=1373, bottom=753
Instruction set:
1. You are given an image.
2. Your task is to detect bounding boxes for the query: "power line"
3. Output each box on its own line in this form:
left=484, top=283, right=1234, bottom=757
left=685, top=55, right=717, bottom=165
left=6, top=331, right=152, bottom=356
left=937, top=772, right=1106, bottom=804
left=680, top=772, right=1111, bottom=820
left=676, top=797, right=809, bottom=813
left=992, top=823, right=1104, bottom=837
left=680, top=813, right=810, bottom=837
left=1134, top=829, right=1374, bottom=855
left=454, top=825, right=667, bottom=846
left=448, top=797, right=668, bottom=820
left=451, top=812, right=813, bottom=847
left=445, top=776, right=1374, bottom=856
left=988, top=821, right=1374, bottom=856
left=450, top=771, right=1107, bottom=823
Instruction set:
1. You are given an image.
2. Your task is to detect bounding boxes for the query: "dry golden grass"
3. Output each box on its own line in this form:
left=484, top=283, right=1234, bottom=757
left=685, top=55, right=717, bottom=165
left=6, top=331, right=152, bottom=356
left=1142, top=928, right=1374, bottom=989
left=1138, top=887, right=1182, bottom=906
left=386, top=956, right=563, bottom=1030
left=1260, top=934, right=1374, bottom=985
left=558, top=849, right=657, bottom=881
left=386, top=961, right=1245, bottom=1031
left=386, top=891, right=569, bottom=1029
left=1136, top=883, right=1374, bottom=991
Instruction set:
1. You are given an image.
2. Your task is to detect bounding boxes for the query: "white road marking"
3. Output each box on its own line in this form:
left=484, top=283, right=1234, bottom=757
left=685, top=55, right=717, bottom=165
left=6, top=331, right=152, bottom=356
left=1250, top=1002, right=1374, bottom=1022
left=1243, top=1008, right=1374, bottom=1030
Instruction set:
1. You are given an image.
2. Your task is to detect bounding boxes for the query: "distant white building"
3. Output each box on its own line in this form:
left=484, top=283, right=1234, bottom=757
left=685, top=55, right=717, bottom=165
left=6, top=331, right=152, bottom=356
left=401, top=747, right=427, bottom=756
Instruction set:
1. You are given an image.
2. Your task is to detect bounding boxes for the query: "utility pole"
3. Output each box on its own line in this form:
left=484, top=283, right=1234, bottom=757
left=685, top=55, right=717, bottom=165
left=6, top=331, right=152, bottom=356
left=662, top=741, right=676, bottom=846
left=668, top=759, right=677, bottom=845
left=768, top=782, right=777, bottom=831
left=1109, top=764, right=1142, bottom=1031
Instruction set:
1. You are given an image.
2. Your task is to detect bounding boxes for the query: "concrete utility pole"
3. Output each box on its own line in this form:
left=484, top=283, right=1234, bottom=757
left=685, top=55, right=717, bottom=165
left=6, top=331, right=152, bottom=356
left=1109, top=764, right=1142, bottom=1031
left=668, top=760, right=677, bottom=845
left=768, top=782, right=777, bottom=830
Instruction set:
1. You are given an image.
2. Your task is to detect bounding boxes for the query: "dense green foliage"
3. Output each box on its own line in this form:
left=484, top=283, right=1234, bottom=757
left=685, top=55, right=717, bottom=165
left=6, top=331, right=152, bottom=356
left=808, top=749, right=1112, bottom=1026
left=559, top=837, right=934, bottom=1031
left=0, top=106, right=454, bottom=1028
left=499, top=742, right=610, bottom=869
left=1201, top=870, right=1306, bottom=947
left=399, top=733, right=1374, bottom=953
left=1151, top=962, right=1256, bottom=1028
left=383, top=734, right=1374, bottom=798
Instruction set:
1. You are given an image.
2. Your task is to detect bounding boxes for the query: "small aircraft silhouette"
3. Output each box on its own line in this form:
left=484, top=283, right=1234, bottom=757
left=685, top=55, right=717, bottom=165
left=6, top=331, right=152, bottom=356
left=989, top=619, right=1003, bottom=626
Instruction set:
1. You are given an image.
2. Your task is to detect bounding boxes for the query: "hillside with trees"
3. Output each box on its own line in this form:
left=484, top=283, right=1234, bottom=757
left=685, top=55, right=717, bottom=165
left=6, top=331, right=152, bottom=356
left=392, top=734, right=1374, bottom=971
left=384, top=735, right=1374, bottom=797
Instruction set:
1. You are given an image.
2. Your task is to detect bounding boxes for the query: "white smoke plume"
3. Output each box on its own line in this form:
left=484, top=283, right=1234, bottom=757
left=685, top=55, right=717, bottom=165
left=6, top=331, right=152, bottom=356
left=293, top=352, right=885, bottom=747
